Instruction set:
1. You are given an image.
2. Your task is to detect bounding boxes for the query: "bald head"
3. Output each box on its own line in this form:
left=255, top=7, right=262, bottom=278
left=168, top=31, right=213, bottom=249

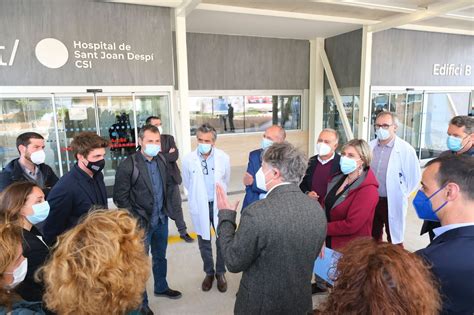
left=264, top=125, right=286, bottom=143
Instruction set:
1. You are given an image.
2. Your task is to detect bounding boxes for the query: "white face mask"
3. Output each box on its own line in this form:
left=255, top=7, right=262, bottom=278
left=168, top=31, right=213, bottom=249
left=316, top=142, right=332, bottom=156
left=4, top=258, right=28, bottom=289
left=30, top=150, right=46, bottom=165
left=157, top=126, right=163, bottom=134
left=255, top=167, right=274, bottom=192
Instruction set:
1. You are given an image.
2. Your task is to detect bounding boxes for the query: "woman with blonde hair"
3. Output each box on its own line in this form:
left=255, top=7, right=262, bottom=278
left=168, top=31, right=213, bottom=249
left=0, top=181, right=50, bottom=302
left=39, top=209, right=150, bottom=315
left=316, top=238, right=441, bottom=314
left=324, top=139, right=379, bottom=250
left=0, top=223, right=44, bottom=314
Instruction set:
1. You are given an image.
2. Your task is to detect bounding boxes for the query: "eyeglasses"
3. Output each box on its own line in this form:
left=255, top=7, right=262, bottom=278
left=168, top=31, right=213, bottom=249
left=201, top=159, right=208, bottom=175
left=374, top=124, right=392, bottom=130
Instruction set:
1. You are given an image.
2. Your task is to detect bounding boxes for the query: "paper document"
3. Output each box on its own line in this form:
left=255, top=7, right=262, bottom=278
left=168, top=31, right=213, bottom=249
left=313, top=247, right=342, bottom=285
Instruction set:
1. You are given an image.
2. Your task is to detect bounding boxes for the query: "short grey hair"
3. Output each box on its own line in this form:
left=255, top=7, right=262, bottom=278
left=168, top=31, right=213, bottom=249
left=375, top=111, right=400, bottom=127
left=262, top=142, right=307, bottom=184
left=321, top=128, right=339, bottom=144
left=450, top=115, right=473, bottom=134
left=196, top=123, right=217, bottom=141
left=138, top=124, right=160, bottom=140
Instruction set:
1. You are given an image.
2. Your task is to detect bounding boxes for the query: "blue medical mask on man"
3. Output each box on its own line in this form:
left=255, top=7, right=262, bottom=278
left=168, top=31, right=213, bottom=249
left=144, top=144, right=161, bottom=157
left=339, top=156, right=360, bottom=175
left=375, top=128, right=391, bottom=141
left=27, top=201, right=50, bottom=225
left=446, top=135, right=466, bottom=152
left=261, top=138, right=273, bottom=150
left=198, top=143, right=212, bottom=155
left=412, top=185, right=448, bottom=222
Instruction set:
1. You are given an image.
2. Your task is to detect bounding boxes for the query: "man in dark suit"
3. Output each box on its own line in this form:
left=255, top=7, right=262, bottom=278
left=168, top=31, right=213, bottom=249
left=216, top=142, right=327, bottom=314
left=0, top=132, right=58, bottom=195
left=43, top=132, right=109, bottom=246
left=416, top=155, right=474, bottom=315
left=145, top=116, right=194, bottom=243
left=114, top=124, right=181, bottom=315
left=242, top=125, right=286, bottom=209
left=421, top=115, right=473, bottom=240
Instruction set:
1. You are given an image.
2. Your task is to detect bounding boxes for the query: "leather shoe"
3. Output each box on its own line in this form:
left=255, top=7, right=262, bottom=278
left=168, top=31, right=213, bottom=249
left=216, top=274, right=227, bottom=293
left=154, top=288, right=182, bottom=299
left=201, top=275, right=214, bottom=291
left=139, top=305, right=154, bottom=315
left=180, top=233, right=195, bottom=243
left=311, top=282, right=328, bottom=295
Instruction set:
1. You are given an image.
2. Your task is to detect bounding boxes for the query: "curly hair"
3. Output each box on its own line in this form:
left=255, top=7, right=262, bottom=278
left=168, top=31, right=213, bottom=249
left=0, top=181, right=39, bottom=225
left=317, top=239, right=441, bottom=315
left=38, top=210, right=150, bottom=315
left=0, top=223, right=23, bottom=309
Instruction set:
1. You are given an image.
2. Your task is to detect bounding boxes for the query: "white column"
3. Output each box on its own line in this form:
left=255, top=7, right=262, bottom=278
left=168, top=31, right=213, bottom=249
left=358, top=26, right=373, bottom=140
left=174, top=13, right=192, bottom=156
left=308, top=38, right=325, bottom=156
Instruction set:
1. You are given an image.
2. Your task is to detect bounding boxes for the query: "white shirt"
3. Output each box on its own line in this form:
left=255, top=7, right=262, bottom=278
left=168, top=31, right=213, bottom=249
left=433, top=222, right=474, bottom=239
left=317, top=153, right=335, bottom=165
left=266, top=182, right=291, bottom=196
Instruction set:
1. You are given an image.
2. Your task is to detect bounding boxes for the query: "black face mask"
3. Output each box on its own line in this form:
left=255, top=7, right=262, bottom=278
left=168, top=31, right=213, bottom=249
left=85, top=159, right=105, bottom=174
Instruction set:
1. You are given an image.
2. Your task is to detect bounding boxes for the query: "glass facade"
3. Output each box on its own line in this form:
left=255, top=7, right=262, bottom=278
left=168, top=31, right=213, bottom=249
left=189, top=94, right=302, bottom=135
left=0, top=93, right=171, bottom=197
left=370, top=90, right=471, bottom=159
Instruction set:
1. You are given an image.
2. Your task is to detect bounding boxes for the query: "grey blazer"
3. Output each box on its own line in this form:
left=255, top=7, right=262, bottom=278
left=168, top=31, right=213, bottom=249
left=218, top=183, right=327, bottom=315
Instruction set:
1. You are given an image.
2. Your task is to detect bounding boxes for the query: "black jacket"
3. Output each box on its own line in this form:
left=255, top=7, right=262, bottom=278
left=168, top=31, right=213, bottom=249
left=16, top=227, right=49, bottom=302
left=43, top=164, right=107, bottom=246
left=0, top=158, right=58, bottom=195
left=300, top=154, right=341, bottom=194
left=113, top=152, right=173, bottom=228
left=160, top=134, right=182, bottom=185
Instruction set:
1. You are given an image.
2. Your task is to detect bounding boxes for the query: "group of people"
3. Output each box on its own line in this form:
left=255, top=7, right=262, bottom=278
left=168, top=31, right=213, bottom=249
left=0, top=111, right=472, bottom=314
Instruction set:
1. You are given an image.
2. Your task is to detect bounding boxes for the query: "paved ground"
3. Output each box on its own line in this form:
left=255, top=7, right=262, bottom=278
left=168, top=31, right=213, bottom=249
left=146, top=182, right=430, bottom=315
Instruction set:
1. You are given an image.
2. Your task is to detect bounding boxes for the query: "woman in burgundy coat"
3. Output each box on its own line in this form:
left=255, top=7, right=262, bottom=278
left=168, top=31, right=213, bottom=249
left=324, top=139, right=379, bottom=251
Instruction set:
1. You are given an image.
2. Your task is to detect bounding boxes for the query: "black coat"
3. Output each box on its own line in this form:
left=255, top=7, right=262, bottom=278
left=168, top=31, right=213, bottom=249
left=417, top=226, right=474, bottom=314
left=160, top=134, right=182, bottom=185
left=299, top=154, right=341, bottom=194
left=43, top=164, right=107, bottom=246
left=113, top=151, right=173, bottom=228
left=0, top=158, right=58, bottom=195
left=16, top=227, right=49, bottom=302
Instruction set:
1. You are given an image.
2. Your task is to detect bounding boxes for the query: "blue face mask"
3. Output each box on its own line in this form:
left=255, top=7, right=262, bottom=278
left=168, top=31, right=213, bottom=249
left=446, top=135, right=464, bottom=152
left=340, top=156, right=359, bottom=175
left=198, top=143, right=212, bottom=155
left=144, top=144, right=161, bottom=157
left=376, top=128, right=391, bottom=141
left=412, top=186, right=447, bottom=222
left=261, top=138, right=273, bottom=150
left=27, top=201, right=50, bottom=225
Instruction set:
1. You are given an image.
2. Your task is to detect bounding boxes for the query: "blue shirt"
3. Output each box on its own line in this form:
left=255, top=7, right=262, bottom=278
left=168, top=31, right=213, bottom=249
left=433, top=222, right=474, bottom=239
left=199, top=149, right=215, bottom=202
left=141, top=153, right=165, bottom=226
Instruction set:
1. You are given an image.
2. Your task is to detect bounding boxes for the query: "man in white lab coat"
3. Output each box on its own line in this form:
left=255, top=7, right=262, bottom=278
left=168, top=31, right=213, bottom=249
left=182, top=123, right=231, bottom=293
left=370, top=111, right=421, bottom=245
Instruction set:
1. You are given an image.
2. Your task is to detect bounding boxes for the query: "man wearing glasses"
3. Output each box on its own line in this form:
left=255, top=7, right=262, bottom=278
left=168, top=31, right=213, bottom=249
left=369, top=111, right=421, bottom=246
left=182, top=123, right=231, bottom=293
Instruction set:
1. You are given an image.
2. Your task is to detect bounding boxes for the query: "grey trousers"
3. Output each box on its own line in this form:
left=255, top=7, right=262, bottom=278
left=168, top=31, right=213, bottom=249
left=168, top=184, right=188, bottom=236
left=197, top=202, right=226, bottom=276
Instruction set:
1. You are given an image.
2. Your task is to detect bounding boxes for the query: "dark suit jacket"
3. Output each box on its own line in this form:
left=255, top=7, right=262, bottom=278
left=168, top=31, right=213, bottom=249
left=242, top=149, right=266, bottom=209
left=160, top=134, right=182, bottom=185
left=218, top=184, right=327, bottom=315
left=43, top=164, right=107, bottom=245
left=16, top=227, right=49, bottom=302
left=113, top=151, right=173, bottom=228
left=299, top=154, right=341, bottom=194
left=417, top=226, right=474, bottom=315
left=0, top=158, right=59, bottom=196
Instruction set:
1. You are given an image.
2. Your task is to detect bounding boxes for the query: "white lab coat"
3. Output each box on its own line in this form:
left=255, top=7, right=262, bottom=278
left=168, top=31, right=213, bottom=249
left=370, top=137, right=421, bottom=244
left=182, top=147, right=230, bottom=241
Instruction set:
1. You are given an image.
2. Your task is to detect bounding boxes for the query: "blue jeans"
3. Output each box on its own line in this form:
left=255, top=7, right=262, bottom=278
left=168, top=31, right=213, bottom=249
left=143, top=217, right=169, bottom=307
